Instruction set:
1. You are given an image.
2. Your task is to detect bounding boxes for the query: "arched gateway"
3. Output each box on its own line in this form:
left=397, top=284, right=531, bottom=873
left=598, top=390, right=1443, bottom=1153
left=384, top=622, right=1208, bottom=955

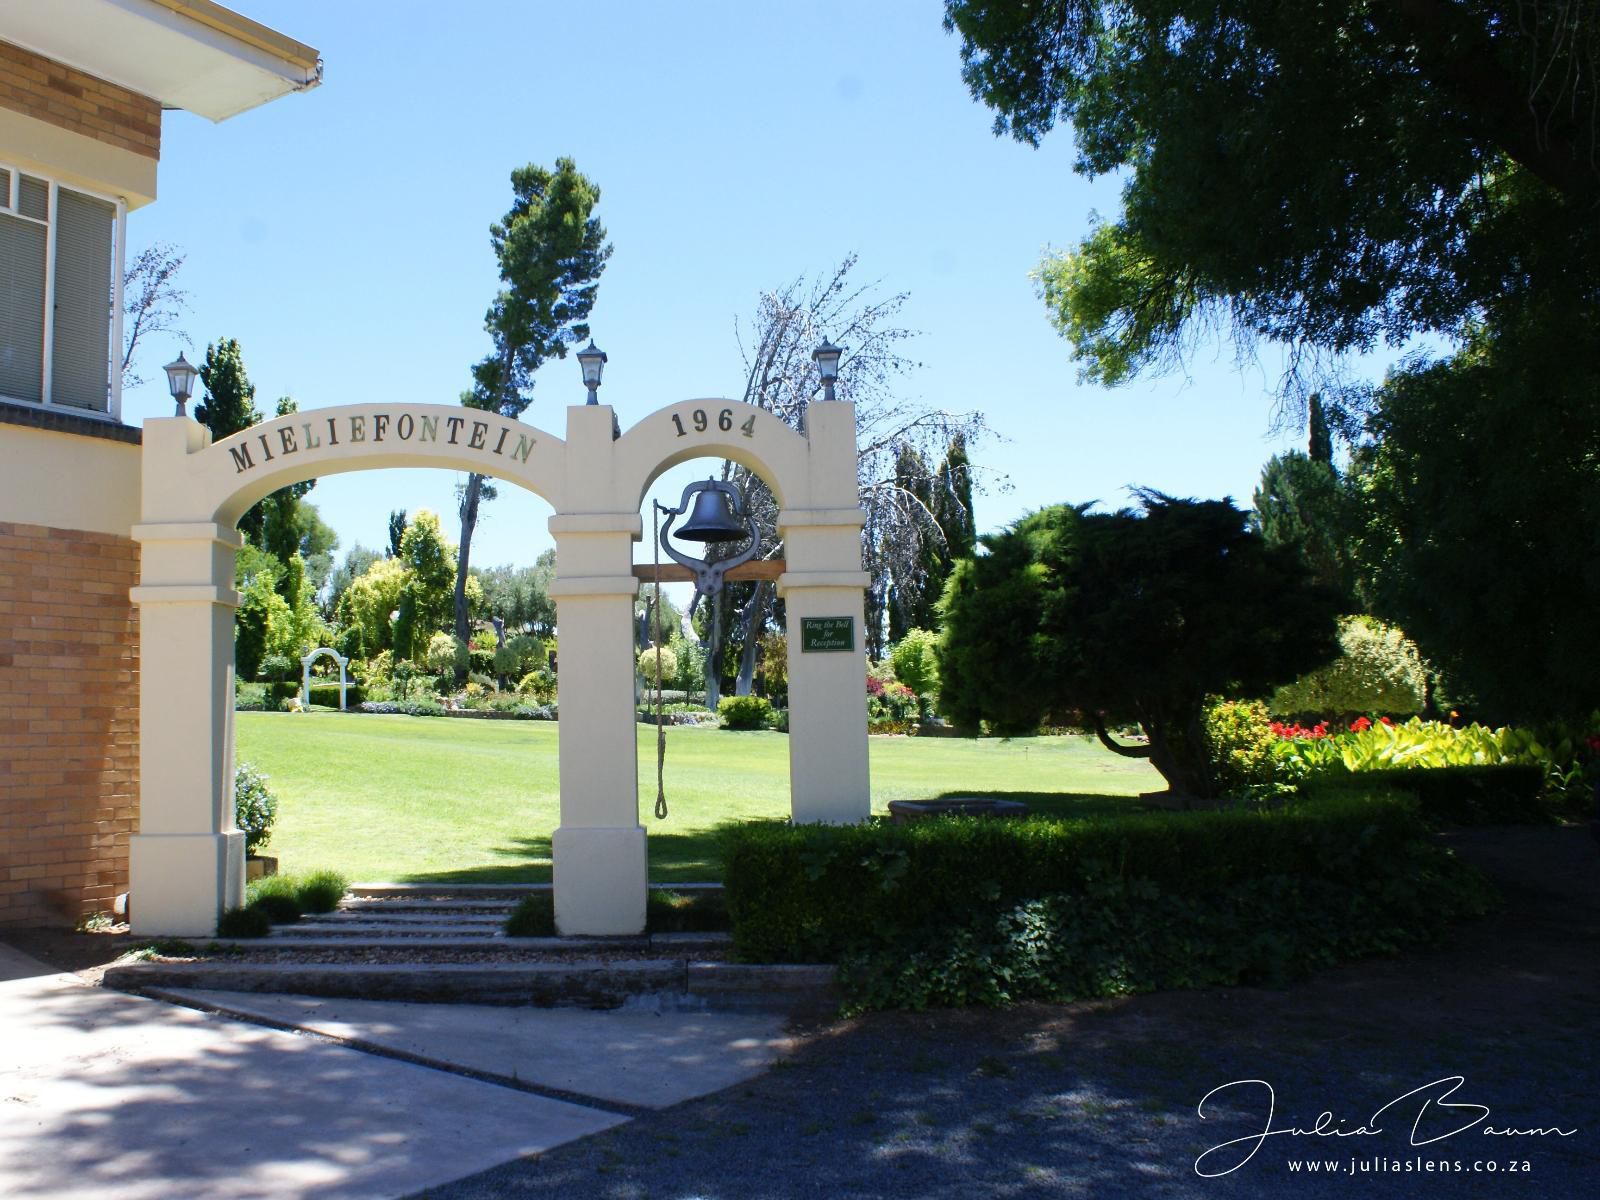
left=130, top=398, right=870, bottom=936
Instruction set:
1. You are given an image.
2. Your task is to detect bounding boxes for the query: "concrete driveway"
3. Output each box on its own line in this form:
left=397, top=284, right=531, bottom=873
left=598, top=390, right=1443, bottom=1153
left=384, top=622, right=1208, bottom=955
left=0, top=942, right=790, bottom=1200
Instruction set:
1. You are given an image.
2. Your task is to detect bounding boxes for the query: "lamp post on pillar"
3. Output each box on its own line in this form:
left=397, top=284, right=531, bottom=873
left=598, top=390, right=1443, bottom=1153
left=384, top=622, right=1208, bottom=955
left=577, top=339, right=607, bottom=405
left=164, top=351, right=198, bottom=418
left=812, top=338, right=842, bottom=402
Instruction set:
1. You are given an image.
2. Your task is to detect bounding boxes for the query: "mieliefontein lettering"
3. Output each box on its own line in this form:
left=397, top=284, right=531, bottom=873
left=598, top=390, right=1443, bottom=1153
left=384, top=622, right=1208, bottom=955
left=225, top=411, right=537, bottom=475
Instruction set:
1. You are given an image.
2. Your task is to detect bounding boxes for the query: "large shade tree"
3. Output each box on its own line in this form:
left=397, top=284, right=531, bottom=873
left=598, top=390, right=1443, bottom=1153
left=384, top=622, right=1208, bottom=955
left=1350, top=315, right=1600, bottom=721
left=938, top=493, right=1341, bottom=800
left=943, top=1, right=1600, bottom=414
left=944, top=1, right=1600, bottom=723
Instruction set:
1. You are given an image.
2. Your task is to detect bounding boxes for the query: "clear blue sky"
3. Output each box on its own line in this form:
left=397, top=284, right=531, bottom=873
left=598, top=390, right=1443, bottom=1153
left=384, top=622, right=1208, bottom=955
left=120, top=1, right=1387, bottom=574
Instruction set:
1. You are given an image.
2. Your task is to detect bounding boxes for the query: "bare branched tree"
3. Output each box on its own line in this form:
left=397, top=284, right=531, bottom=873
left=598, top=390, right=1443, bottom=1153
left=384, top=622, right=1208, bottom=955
left=121, top=244, right=188, bottom=388
left=695, top=256, right=994, bottom=702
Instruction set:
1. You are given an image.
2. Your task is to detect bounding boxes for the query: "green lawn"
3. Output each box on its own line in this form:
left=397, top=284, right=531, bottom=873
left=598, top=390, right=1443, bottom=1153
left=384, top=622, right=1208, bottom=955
left=235, top=712, right=1163, bottom=883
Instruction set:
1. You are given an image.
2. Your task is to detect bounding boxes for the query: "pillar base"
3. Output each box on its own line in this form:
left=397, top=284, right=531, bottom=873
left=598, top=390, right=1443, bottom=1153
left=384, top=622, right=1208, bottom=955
left=553, top=825, right=647, bottom=935
left=129, top=831, right=245, bottom=936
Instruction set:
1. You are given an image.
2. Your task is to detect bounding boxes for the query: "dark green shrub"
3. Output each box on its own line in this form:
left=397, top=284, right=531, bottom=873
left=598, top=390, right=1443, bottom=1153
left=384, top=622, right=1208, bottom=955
left=259, top=653, right=295, bottom=683
left=719, top=790, right=1496, bottom=1009
left=268, top=681, right=301, bottom=704
left=719, top=694, right=774, bottom=730
left=307, top=682, right=363, bottom=708
left=217, top=905, right=272, bottom=938
left=504, top=891, right=555, bottom=937
left=469, top=648, right=497, bottom=677
left=246, top=874, right=302, bottom=924
left=234, top=762, right=278, bottom=854
left=647, top=889, right=729, bottom=932
left=295, top=869, right=348, bottom=913
left=235, top=682, right=268, bottom=711
left=1356, top=764, right=1547, bottom=825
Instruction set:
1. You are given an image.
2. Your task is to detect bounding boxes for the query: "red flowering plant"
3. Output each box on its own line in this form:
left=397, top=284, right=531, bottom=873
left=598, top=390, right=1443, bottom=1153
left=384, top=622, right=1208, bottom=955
left=1269, top=720, right=1329, bottom=740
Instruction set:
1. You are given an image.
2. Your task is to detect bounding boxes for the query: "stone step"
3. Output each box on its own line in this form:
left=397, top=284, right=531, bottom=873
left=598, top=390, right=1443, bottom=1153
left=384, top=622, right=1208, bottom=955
left=346, top=881, right=723, bottom=899
left=310, top=911, right=510, bottom=925
left=335, top=900, right=520, bottom=915
left=106, top=958, right=837, bottom=1013
left=268, top=924, right=509, bottom=939
left=203, top=932, right=732, bottom=953
left=348, top=883, right=542, bottom=899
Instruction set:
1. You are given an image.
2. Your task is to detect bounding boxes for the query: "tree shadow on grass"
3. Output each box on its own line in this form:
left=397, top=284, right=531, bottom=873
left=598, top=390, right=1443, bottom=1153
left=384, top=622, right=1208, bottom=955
left=393, top=796, right=1161, bottom=886
left=395, top=831, right=729, bottom=885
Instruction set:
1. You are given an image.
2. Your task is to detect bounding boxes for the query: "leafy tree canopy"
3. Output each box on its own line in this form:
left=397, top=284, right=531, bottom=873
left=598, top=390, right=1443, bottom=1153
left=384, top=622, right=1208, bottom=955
left=1350, top=311, right=1600, bottom=722
left=945, top=1, right=1600, bottom=404
left=1252, top=452, right=1359, bottom=604
left=938, top=492, right=1341, bottom=797
left=466, top=157, right=612, bottom=415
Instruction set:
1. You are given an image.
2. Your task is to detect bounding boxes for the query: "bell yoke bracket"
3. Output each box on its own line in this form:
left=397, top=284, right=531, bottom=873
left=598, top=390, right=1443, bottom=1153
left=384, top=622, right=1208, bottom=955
left=655, top=479, right=760, bottom=615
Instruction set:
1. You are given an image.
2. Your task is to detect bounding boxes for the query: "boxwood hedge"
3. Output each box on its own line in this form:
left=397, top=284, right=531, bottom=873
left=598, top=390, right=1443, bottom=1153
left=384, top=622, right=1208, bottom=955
left=719, top=786, right=1496, bottom=1011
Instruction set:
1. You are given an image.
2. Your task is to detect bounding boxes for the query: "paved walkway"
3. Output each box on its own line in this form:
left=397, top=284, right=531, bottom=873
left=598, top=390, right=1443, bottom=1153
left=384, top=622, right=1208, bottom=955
left=0, top=942, right=790, bottom=1200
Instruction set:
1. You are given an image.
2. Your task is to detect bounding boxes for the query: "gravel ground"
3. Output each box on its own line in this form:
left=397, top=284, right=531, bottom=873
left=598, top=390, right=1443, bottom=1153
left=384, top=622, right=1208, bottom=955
left=404, top=827, right=1598, bottom=1200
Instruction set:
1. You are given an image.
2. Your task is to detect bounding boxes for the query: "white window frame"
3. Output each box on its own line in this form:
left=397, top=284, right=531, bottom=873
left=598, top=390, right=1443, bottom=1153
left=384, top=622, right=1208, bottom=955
left=0, top=160, right=126, bottom=422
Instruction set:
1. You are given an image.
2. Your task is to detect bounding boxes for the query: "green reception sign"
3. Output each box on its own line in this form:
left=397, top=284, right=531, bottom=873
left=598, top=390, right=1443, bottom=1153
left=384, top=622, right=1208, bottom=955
left=800, top=616, right=855, bottom=653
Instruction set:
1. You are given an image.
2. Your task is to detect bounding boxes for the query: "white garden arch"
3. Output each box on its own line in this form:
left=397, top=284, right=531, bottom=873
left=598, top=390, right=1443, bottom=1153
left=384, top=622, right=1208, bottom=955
left=130, top=397, right=869, bottom=936
left=299, top=647, right=350, bottom=710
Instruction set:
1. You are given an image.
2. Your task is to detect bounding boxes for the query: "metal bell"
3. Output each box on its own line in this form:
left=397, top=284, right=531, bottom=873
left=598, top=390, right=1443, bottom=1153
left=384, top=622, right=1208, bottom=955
left=676, top=482, right=748, bottom=543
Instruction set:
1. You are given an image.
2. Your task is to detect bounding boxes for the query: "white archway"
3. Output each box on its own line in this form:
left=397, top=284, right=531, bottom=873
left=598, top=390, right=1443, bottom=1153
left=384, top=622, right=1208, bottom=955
left=131, top=398, right=869, bottom=937
left=299, top=648, right=350, bottom=711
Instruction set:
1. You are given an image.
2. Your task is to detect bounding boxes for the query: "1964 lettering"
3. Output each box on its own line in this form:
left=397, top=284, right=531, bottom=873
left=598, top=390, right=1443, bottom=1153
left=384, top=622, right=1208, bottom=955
left=671, top=407, right=756, bottom=439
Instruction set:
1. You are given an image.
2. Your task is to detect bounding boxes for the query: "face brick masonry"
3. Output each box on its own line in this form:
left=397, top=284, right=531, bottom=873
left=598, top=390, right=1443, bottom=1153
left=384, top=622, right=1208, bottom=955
left=0, top=522, right=139, bottom=925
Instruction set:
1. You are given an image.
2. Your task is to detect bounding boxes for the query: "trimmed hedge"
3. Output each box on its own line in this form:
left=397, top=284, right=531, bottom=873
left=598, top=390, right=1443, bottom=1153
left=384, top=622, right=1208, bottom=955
left=1355, top=764, right=1547, bottom=826
left=719, top=789, right=1495, bottom=1009
left=307, top=682, right=364, bottom=708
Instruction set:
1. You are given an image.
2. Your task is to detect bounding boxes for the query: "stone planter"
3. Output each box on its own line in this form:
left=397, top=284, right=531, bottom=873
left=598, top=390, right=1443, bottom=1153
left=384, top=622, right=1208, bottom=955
left=245, top=854, right=279, bottom=882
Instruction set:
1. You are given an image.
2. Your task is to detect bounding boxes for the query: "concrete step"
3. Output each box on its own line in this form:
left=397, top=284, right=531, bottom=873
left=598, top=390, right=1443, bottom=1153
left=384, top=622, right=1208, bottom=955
left=202, top=932, right=732, bottom=953
left=265, top=925, right=510, bottom=939
left=346, top=882, right=724, bottom=899
left=306, top=912, right=510, bottom=927
left=335, top=900, right=520, bottom=915
left=105, top=958, right=837, bottom=1013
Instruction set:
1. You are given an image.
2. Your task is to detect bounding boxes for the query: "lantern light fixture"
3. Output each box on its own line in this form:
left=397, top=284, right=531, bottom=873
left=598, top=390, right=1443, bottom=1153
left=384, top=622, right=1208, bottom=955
left=812, top=338, right=842, bottom=401
left=577, top=339, right=607, bottom=404
left=164, top=351, right=199, bottom=417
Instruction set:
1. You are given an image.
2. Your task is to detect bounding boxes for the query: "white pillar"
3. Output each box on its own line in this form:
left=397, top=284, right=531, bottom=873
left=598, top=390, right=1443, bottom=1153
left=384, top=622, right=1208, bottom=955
left=778, top=525, right=872, bottom=824
left=128, top=520, right=244, bottom=936
left=549, top=405, right=647, bottom=935
left=778, top=400, right=872, bottom=824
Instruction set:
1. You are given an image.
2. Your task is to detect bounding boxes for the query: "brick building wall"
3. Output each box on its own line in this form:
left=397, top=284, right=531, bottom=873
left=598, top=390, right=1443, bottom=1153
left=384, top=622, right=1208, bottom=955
left=0, top=40, right=160, bottom=160
left=0, top=521, right=139, bottom=926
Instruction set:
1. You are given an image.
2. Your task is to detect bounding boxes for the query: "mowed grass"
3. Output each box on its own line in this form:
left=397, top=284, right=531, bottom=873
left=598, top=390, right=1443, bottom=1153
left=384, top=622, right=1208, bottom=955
left=235, top=712, right=1164, bottom=883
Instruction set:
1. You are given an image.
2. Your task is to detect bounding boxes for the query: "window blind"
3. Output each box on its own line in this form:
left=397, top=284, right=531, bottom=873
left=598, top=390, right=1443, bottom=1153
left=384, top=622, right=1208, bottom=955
left=0, top=211, right=47, bottom=404
left=50, top=188, right=115, bottom=412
